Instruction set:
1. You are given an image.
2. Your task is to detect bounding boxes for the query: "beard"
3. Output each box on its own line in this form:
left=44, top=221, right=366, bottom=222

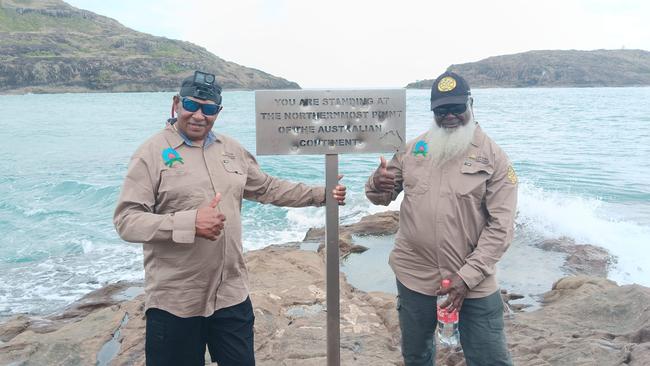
left=428, top=119, right=476, bottom=166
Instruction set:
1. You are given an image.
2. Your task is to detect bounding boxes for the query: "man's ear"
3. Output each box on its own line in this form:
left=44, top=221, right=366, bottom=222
left=468, top=97, right=475, bottom=119
left=215, top=105, right=224, bottom=118
left=171, top=95, right=180, bottom=117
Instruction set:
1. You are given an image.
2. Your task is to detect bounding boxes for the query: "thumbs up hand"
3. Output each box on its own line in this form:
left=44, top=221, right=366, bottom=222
left=332, top=175, right=347, bottom=205
left=195, top=193, right=227, bottom=241
left=373, top=156, right=396, bottom=193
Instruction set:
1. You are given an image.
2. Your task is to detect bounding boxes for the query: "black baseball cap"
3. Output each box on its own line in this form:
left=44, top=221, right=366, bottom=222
left=179, top=70, right=223, bottom=105
left=430, top=71, right=471, bottom=110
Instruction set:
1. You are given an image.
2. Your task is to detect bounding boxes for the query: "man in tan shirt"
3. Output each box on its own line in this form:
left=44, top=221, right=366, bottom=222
left=114, top=71, right=346, bottom=366
left=366, top=71, right=517, bottom=366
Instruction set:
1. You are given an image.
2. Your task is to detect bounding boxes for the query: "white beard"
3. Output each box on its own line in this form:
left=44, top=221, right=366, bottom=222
left=428, top=120, right=476, bottom=166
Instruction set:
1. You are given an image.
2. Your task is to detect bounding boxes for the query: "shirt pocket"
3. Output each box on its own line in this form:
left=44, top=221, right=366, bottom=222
left=222, top=158, right=245, bottom=175
left=159, top=167, right=189, bottom=191
left=157, top=168, right=205, bottom=213
left=160, top=166, right=186, bottom=178
left=403, top=157, right=431, bottom=195
left=456, top=164, right=492, bottom=202
left=221, top=157, right=246, bottom=199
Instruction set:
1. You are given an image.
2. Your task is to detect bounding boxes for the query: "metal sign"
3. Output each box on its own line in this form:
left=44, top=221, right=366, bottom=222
left=255, top=89, right=406, bottom=155
left=254, top=89, right=405, bottom=366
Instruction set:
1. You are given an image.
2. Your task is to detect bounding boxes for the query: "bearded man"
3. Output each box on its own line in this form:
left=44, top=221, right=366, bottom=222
left=365, top=71, right=517, bottom=366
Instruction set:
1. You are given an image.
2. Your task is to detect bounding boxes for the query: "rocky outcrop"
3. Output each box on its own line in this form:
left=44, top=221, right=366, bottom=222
left=303, top=210, right=400, bottom=241
left=3, top=258, right=649, bottom=365
left=537, top=237, right=615, bottom=277
left=315, top=231, right=369, bottom=258
left=248, top=246, right=402, bottom=365
left=1, top=211, right=648, bottom=365
left=0, top=247, right=403, bottom=365
left=507, top=276, right=650, bottom=366
left=407, top=49, right=650, bottom=89
left=304, top=210, right=400, bottom=257
left=0, top=0, right=299, bottom=93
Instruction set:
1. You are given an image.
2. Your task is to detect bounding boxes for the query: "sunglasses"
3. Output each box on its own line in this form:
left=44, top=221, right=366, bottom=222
left=433, top=103, right=467, bottom=117
left=181, top=97, right=222, bottom=116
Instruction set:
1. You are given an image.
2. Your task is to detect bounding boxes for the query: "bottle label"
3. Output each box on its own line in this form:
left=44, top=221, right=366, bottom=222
left=437, top=305, right=459, bottom=323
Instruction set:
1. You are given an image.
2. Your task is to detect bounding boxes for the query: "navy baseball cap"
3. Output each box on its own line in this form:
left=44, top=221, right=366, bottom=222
left=179, top=70, right=222, bottom=105
left=430, top=71, right=471, bottom=110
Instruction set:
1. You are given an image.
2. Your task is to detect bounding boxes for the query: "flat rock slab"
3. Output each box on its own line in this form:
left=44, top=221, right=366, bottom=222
left=247, top=246, right=402, bottom=365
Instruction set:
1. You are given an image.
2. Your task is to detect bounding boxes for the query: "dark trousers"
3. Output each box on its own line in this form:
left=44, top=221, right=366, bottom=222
left=396, top=279, right=512, bottom=366
left=145, top=297, right=255, bottom=366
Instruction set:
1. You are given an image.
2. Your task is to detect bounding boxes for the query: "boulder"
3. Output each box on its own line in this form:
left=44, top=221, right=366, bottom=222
left=305, top=210, right=398, bottom=258
left=507, top=276, right=650, bottom=365
left=537, top=237, right=615, bottom=277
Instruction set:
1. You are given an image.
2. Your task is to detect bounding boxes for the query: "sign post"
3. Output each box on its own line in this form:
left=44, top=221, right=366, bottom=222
left=325, top=153, right=340, bottom=364
left=255, top=89, right=405, bottom=366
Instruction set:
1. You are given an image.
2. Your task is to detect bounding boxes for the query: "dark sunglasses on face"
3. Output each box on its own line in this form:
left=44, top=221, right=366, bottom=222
left=433, top=103, right=467, bottom=117
left=181, top=97, right=222, bottom=116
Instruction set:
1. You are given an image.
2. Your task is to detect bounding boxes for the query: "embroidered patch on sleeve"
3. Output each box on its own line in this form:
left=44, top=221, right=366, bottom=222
left=507, top=165, right=518, bottom=184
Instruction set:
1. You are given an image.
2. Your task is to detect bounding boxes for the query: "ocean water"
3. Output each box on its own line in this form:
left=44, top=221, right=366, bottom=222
left=1, top=88, right=649, bottom=318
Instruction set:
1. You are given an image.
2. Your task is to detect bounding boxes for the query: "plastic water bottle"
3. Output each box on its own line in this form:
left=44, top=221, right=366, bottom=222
left=436, top=279, right=460, bottom=347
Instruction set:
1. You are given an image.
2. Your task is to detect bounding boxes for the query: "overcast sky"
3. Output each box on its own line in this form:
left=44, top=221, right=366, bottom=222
left=65, top=0, right=650, bottom=88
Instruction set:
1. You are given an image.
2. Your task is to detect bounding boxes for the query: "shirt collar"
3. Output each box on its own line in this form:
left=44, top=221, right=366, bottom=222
left=470, top=122, right=485, bottom=148
left=164, top=123, right=220, bottom=149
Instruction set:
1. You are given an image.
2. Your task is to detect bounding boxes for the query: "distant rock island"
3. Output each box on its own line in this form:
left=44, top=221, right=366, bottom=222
left=0, top=0, right=299, bottom=94
left=407, top=49, right=650, bottom=88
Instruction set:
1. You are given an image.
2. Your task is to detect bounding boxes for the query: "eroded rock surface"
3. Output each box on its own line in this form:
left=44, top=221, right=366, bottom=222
left=0, top=247, right=403, bottom=365
left=305, top=211, right=399, bottom=257
left=506, top=276, right=650, bottom=366
left=538, top=237, right=615, bottom=277
left=1, top=210, right=648, bottom=366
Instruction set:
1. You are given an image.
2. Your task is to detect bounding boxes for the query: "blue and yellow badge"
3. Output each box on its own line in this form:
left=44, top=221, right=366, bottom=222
left=413, top=140, right=428, bottom=157
left=162, top=147, right=184, bottom=167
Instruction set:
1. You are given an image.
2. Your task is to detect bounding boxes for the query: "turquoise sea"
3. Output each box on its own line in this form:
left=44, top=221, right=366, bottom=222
left=1, top=88, right=649, bottom=318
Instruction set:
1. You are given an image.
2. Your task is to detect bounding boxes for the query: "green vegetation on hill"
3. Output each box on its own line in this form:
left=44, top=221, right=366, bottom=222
left=407, top=49, right=650, bottom=89
left=0, top=0, right=299, bottom=93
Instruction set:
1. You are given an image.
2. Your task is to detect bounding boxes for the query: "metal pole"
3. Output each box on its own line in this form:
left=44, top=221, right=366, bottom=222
left=325, top=153, right=340, bottom=366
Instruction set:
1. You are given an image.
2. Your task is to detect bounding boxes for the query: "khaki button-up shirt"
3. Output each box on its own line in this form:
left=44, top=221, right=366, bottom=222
left=366, top=124, right=517, bottom=298
left=114, top=125, right=325, bottom=317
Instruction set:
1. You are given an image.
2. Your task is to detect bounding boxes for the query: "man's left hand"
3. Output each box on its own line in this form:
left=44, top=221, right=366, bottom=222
left=332, top=175, right=346, bottom=205
left=436, top=273, right=469, bottom=312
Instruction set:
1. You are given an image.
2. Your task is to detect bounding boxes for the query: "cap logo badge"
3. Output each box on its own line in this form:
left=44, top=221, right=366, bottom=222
left=437, top=76, right=457, bottom=92
left=162, top=147, right=184, bottom=167
left=413, top=140, right=428, bottom=157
